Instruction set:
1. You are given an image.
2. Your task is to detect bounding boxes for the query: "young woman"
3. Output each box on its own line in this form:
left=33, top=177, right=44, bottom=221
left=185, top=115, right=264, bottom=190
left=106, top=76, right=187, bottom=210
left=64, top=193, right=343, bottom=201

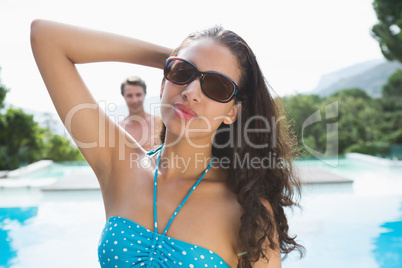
left=30, top=19, right=303, bottom=267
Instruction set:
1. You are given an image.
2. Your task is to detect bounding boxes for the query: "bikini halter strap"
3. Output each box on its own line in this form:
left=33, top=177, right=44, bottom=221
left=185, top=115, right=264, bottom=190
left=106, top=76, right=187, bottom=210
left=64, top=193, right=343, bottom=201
left=153, top=144, right=214, bottom=235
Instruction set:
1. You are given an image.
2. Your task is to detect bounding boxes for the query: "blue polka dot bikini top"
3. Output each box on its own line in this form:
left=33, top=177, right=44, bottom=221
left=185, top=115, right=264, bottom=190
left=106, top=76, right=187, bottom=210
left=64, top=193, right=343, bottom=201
left=98, top=145, right=231, bottom=267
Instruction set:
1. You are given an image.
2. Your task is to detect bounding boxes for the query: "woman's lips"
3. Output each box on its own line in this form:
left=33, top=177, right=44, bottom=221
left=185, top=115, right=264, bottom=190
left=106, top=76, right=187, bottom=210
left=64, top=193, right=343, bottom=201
left=173, top=103, right=197, bottom=120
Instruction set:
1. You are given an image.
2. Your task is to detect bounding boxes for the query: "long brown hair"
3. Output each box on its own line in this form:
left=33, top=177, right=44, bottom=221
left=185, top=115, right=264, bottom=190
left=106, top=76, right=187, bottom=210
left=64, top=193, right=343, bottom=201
left=161, top=26, right=304, bottom=267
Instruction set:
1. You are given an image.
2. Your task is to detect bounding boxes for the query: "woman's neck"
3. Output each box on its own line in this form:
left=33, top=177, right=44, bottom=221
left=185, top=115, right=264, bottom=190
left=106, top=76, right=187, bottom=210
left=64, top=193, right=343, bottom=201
left=159, top=133, right=215, bottom=182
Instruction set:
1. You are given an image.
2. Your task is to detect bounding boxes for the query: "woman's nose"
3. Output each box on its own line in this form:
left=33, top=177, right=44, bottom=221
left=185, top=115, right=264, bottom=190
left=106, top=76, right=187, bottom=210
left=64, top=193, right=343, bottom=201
left=181, top=78, right=202, bottom=102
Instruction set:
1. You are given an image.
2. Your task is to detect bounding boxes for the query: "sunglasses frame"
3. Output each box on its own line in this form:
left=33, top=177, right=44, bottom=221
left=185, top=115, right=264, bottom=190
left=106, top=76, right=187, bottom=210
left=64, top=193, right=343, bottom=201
left=164, top=57, right=238, bottom=103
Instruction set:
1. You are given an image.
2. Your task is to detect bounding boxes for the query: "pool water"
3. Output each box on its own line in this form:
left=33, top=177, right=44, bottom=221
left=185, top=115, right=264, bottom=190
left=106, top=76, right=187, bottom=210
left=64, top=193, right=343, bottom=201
left=285, top=158, right=402, bottom=267
left=0, top=190, right=104, bottom=268
left=26, top=162, right=91, bottom=179
left=374, top=218, right=402, bottom=267
left=0, top=159, right=401, bottom=268
left=0, top=207, right=38, bottom=267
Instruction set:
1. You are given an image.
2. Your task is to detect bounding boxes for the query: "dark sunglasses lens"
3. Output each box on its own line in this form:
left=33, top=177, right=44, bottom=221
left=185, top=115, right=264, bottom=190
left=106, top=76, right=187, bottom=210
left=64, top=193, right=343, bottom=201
left=166, top=60, right=196, bottom=84
left=203, top=74, right=234, bottom=101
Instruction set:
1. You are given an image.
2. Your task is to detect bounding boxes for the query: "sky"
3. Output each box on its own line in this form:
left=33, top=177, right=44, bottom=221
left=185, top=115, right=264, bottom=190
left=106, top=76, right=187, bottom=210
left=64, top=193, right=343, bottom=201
left=0, top=0, right=384, bottom=114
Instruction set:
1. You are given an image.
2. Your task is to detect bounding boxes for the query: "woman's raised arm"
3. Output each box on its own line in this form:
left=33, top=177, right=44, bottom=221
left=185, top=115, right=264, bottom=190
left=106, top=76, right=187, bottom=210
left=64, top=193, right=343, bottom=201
left=30, top=19, right=171, bottom=182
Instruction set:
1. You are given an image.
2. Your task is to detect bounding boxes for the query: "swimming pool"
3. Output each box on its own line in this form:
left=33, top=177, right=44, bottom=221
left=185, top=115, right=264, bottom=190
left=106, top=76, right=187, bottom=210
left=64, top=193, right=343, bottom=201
left=0, top=158, right=401, bottom=267
left=286, top=158, right=402, bottom=268
left=22, top=161, right=92, bottom=179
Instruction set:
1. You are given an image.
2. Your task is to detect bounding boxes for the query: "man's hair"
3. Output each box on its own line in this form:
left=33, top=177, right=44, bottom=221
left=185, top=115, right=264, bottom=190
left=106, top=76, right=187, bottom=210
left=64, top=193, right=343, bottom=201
left=121, top=76, right=147, bottom=96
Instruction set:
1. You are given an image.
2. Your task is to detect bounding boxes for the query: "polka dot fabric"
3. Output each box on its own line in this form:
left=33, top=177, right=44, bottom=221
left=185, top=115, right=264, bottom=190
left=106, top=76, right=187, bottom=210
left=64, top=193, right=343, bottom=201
left=98, top=145, right=230, bottom=267
left=98, top=216, right=230, bottom=267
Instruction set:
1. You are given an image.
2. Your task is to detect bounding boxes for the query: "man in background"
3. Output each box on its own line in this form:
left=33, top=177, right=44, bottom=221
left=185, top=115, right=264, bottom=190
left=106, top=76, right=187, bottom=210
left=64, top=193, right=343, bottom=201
left=120, top=76, right=161, bottom=151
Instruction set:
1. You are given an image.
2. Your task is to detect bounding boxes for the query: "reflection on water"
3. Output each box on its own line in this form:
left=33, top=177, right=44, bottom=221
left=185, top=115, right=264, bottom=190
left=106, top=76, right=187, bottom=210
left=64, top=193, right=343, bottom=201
left=0, top=207, right=38, bottom=267
left=373, top=203, right=402, bottom=268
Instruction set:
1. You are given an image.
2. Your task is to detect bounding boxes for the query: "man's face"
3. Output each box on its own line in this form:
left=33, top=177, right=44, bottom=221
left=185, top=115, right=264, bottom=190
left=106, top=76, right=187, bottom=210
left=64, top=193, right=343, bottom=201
left=123, top=84, right=146, bottom=114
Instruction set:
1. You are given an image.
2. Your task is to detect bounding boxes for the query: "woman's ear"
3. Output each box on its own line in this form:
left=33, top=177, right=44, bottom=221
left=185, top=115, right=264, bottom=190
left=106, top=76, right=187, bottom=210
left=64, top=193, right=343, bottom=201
left=223, top=103, right=241, bottom=125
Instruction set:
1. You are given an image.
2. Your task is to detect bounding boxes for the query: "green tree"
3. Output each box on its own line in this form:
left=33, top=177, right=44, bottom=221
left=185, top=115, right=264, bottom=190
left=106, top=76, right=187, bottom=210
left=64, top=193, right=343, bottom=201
left=44, top=133, right=84, bottom=162
left=382, top=69, right=402, bottom=100
left=371, top=0, right=402, bottom=62
left=325, top=88, right=382, bottom=154
left=0, top=69, right=84, bottom=170
left=0, top=108, right=46, bottom=169
left=0, top=67, right=8, bottom=109
left=283, top=89, right=383, bottom=158
left=282, top=94, right=323, bottom=136
left=282, top=94, right=324, bottom=157
left=379, top=69, right=402, bottom=144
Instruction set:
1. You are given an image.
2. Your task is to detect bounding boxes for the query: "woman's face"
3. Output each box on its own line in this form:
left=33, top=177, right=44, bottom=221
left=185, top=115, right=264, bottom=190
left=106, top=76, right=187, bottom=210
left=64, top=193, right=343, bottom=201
left=160, top=38, right=241, bottom=145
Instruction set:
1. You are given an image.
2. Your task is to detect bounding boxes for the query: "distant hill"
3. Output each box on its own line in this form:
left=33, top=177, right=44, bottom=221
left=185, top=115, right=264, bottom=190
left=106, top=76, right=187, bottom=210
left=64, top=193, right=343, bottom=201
left=312, top=59, right=402, bottom=98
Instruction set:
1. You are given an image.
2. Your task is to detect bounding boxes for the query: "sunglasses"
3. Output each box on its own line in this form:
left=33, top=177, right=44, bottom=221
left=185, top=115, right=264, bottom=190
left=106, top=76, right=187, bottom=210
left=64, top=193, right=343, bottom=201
left=164, top=57, right=238, bottom=103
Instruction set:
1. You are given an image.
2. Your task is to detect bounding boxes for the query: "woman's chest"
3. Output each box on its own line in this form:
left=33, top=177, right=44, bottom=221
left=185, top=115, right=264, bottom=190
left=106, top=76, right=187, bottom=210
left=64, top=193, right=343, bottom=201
left=106, top=177, right=241, bottom=266
left=98, top=216, right=232, bottom=268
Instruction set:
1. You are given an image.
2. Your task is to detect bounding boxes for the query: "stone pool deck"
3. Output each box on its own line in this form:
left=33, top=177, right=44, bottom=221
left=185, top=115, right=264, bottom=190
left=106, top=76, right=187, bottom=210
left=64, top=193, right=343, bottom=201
left=40, top=172, right=99, bottom=191
left=37, top=166, right=352, bottom=191
left=297, top=166, right=352, bottom=184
